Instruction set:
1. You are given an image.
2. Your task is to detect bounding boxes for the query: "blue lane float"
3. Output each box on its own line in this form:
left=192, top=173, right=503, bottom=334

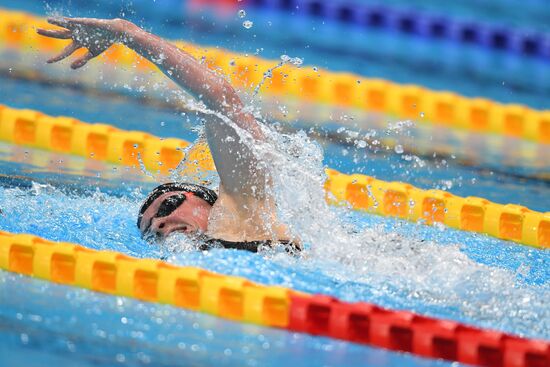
left=243, top=0, right=550, bottom=61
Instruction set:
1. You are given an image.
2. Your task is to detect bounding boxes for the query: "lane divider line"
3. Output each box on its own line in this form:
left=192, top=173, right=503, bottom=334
left=2, top=63, right=549, bottom=179
left=239, top=0, right=550, bottom=61
left=1, top=8, right=549, bottom=144
left=0, top=104, right=548, bottom=249
left=0, top=230, right=548, bottom=367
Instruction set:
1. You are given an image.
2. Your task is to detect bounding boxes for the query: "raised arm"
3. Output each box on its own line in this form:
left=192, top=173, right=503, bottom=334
left=37, top=17, right=268, bottom=198
left=37, top=17, right=262, bottom=138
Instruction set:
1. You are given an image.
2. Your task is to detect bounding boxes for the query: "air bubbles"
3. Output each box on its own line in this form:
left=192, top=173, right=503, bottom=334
left=20, top=333, right=29, bottom=345
left=238, top=9, right=246, bottom=18
left=243, top=20, right=253, bottom=29
left=394, top=144, right=404, bottom=154
left=436, top=179, right=453, bottom=190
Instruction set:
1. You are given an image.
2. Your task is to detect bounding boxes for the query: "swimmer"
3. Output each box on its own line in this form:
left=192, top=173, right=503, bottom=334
left=38, top=17, right=300, bottom=252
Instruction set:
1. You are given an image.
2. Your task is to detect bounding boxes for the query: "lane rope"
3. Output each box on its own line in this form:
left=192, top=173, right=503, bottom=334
left=0, top=104, right=548, bottom=249
left=1, top=8, right=549, bottom=144
left=238, top=0, right=550, bottom=61
left=0, top=230, right=548, bottom=367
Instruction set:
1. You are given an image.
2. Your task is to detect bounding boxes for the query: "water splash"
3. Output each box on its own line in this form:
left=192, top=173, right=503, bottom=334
left=0, top=172, right=548, bottom=338
left=252, top=54, right=303, bottom=97
left=186, top=98, right=550, bottom=338
left=99, top=56, right=550, bottom=336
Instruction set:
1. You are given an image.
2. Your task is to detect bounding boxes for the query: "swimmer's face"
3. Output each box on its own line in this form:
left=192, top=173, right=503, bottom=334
left=139, top=191, right=211, bottom=242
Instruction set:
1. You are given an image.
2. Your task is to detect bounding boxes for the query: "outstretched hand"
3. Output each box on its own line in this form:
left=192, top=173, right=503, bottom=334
left=37, top=17, right=130, bottom=69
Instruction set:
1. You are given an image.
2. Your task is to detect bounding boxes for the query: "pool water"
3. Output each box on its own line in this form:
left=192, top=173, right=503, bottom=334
left=0, top=272, right=460, bottom=367
left=0, top=1, right=549, bottom=366
left=0, top=134, right=548, bottom=366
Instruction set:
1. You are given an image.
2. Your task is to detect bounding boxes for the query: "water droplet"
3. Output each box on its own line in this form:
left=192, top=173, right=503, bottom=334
left=238, top=9, right=246, bottom=18
left=243, top=20, right=253, bottom=29
left=281, top=54, right=303, bottom=66
left=394, top=144, right=404, bottom=154
left=20, top=333, right=29, bottom=344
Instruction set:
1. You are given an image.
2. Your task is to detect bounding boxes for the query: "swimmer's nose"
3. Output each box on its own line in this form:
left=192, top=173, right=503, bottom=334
left=151, top=219, right=169, bottom=238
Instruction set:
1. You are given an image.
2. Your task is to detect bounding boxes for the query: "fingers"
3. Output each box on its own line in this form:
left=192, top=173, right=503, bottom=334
left=47, top=17, right=73, bottom=29
left=67, top=17, right=104, bottom=26
left=47, top=41, right=81, bottom=63
left=71, top=51, right=95, bottom=69
left=48, top=16, right=104, bottom=28
left=36, top=28, right=72, bottom=39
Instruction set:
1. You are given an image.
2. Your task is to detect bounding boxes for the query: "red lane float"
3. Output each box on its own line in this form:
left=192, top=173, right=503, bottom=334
left=288, top=294, right=549, bottom=367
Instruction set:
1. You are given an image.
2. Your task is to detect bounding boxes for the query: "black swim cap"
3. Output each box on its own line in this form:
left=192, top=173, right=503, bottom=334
left=137, top=182, right=218, bottom=229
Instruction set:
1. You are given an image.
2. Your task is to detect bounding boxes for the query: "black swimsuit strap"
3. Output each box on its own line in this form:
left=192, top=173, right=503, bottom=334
left=202, top=238, right=300, bottom=253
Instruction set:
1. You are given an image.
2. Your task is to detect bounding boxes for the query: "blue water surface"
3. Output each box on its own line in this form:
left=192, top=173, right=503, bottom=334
left=0, top=144, right=548, bottom=366
left=0, top=145, right=548, bottom=338
left=0, top=272, right=460, bottom=367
